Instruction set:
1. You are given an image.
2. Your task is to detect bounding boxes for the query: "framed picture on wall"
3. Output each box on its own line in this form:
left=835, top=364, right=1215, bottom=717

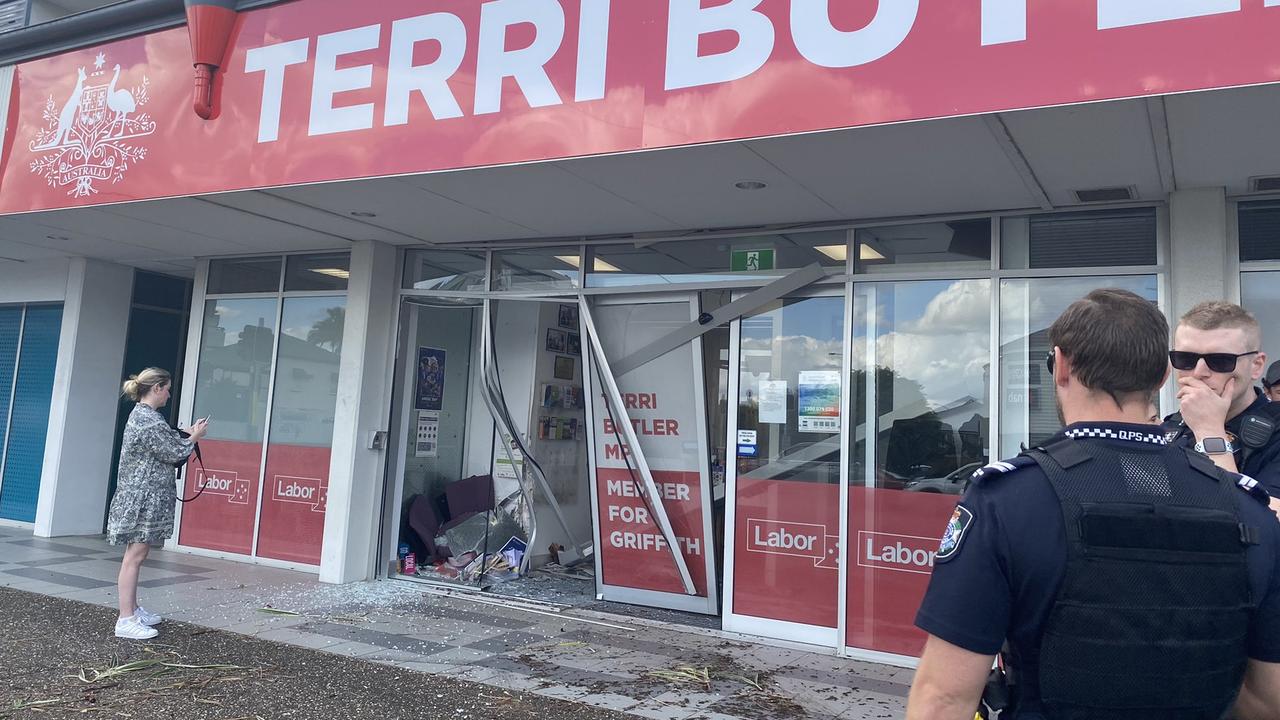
left=546, top=328, right=567, bottom=353
left=558, top=303, right=579, bottom=329
left=554, top=355, right=575, bottom=380
left=566, top=332, right=581, bottom=356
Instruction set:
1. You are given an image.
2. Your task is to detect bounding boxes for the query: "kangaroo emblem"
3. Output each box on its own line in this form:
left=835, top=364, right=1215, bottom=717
left=39, top=67, right=86, bottom=150
left=28, top=55, right=156, bottom=198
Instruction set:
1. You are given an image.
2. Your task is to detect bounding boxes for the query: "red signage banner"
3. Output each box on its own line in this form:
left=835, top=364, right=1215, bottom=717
left=596, top=467, right=708, bottom=595
left=256, top=443, right=331, bottom=565
left=732, top=479, right=840, bottom=628
left=4, top=0, right=1280, bottom=214
left=845, top=487, right=960, bottom=657
left=178, top=438, right=262, bottom=556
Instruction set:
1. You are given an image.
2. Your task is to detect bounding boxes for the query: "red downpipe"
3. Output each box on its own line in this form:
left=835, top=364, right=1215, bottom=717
left=184, top=0, right=239, bottom=120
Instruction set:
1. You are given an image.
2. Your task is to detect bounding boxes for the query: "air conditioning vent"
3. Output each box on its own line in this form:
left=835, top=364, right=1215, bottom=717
left=1250, top=176, right=1280, bottom=193
left=1073, top=187, right=1134, bottom=203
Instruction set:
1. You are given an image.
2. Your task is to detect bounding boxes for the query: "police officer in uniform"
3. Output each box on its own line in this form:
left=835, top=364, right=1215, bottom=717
left=1263, top=361, right=1280, bottom=404
left=905, top=289, right=1280, bottom=720
left=1163, top=302, right=1280, bottom=507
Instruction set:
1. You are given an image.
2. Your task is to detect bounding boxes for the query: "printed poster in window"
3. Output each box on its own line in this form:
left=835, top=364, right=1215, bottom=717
left=758, top=378, right=788, bottom=425
left=415, top=347, right=446, bottom=411
left=415, top=411, right=439, bottom=458
left=797, top=370, right=841, bottom=433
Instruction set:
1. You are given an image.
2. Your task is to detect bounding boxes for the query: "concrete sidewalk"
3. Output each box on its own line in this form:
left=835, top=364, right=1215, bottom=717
left=0, top=526, right=910, bottom=720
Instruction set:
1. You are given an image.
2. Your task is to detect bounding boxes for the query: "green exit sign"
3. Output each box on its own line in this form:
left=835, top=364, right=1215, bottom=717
left=731, top=249, right=775, bottom=272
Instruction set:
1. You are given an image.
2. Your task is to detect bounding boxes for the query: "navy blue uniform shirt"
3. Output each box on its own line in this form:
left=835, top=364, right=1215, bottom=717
left=1164, top=389, right=1280, bottom=496
left=915, top=422, right=1280, bottom=718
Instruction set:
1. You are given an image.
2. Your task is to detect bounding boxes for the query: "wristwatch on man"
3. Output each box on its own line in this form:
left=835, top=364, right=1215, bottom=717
left=1194, top=437, right=1236, bottom=455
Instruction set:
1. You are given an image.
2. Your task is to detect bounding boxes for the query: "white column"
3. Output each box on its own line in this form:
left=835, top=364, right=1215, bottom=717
left=1168, top=187, right=1230, bottom=323
left=320, top=240, right=397, bottom=584
left=34, top=258, right=134, bottom=537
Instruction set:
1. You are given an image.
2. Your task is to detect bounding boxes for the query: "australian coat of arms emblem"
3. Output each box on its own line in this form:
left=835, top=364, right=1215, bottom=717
left=28, top=53, right=156, bottom=198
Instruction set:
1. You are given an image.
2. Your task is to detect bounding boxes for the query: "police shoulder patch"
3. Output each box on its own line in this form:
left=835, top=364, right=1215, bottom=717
left=1234, top=474, right=1272, bottom=507
left=936, top=505, right=974, bottom=563
left=968, top=456, right=1035, bottom=485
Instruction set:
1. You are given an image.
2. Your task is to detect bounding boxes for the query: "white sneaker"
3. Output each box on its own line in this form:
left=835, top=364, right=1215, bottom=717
left=135, top=606, right=161, bottom=626
left=114, top=615, right=158, bottom=640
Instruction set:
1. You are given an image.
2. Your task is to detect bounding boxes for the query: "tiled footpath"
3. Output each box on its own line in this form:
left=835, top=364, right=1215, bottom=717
left=0, top=526, right=910, bottom=720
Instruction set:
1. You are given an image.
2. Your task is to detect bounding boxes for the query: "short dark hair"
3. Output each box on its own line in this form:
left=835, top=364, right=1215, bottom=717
left=1048, top=288, right=1168, bottom=403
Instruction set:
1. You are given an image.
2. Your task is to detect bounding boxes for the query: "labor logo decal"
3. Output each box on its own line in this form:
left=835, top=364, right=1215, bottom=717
left=936, top=505, right=974, bottom=562
left=28, top=52, right=156, bottom=198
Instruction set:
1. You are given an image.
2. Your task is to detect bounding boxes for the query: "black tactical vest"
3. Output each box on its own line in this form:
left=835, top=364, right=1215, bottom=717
left=1024, top=438, right=1255, bottom=720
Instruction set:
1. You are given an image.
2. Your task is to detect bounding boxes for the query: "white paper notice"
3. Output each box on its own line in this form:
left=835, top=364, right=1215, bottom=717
left=759, top=380, right=788, bottom=424
left=415, top=411, right=439, bottom=458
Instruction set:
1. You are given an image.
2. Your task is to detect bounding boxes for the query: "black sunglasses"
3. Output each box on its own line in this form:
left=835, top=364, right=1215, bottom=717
left=1168, top=350, right=1259, bottom=373
left=1045, top=349, right=1055, bottom=375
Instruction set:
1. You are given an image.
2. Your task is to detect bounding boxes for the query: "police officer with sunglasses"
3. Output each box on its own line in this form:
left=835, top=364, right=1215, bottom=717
left=907, top=290, right=1280, bottom=720
left=1163, top=301, right=1280, bottom=508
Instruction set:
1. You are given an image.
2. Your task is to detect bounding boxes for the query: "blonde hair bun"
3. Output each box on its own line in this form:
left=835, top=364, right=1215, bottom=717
left=122, top=368, right=172, bottom=401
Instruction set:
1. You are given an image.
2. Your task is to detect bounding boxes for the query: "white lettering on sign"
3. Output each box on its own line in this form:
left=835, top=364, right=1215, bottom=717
left=271, top=475, right=327, bottom=512
left=276, top=478, right=316, bottom=500
left=244, top=38, right=309, bottom=143
left=607, top=504, right=651, bottom=524
left=240, top=2, right=1280, bottom=143
left=753, top=523, right=817, bottom=552
left=385, top=12, right=468, bottom=125
left=201, top=474, right=233, bottom=492
left=575, top=0, right=611, bottom=102
left=1097, top=0, right=1240, bottom=30
left=605, top=479, right=691, bottom=501
left=474, top=0, right=566, bottom=115
left=309, top=24, right=380, bottom=137
left=608, top=530, right=702, bottom=555
left=790, top=0, right=919, bottom=68
left=981, top=0, right=1027, bottom=45
left=744, top=519, right=836, bottom=570
left=857, top=531, right=939, bottom=575
left=665, top=0, right=773, bottom=91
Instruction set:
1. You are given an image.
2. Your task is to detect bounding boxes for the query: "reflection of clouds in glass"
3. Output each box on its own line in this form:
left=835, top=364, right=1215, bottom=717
left=876, top=280, right=991, bottom=409
left=903, top=280, right=989, bottom=335
left=740, top=334, right=843, bottom=377
left=1000, top=276, right=1156, bottom=345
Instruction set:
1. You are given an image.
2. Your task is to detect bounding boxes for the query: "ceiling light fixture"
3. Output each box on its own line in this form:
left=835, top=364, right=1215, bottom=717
left=555, top=255, right=621, bottom=272
left=859, top=245, right=886, bottom=261
left=349, top=211, right=377, bottom=218
left=734, top=180, right=768, bottom=191
left=310, top=268, right=351, bottom=279
left=814, top=245, right=847, bottom=262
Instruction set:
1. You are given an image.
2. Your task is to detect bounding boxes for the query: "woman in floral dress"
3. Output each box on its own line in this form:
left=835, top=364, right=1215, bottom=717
left=107, top=368, right=207, bottom=640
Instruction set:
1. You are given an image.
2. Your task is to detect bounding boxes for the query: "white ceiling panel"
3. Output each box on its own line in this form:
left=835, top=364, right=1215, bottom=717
left=0, top=213, right=167, bottom=261
left=999, top=99, right=1164, bottom=205
left=203, top=190, right=409, bottom=246
left=270, top=177, right=533, bottom=244
left=18, top=207, right=256, bottom=258
left=1166, top=84, right=1280, bottom=193
left=404, top=163, right=683, bottom=238
left=558, top=142, right=843, bottom=229
left=0, top=235, right=65, bottom=261
left=746, top=117, right=1038, bottom=219
left=103, top=197, right=350, bottom=253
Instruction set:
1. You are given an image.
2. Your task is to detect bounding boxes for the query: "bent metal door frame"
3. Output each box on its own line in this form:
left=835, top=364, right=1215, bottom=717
left=581, top=291, right=718, bottom=614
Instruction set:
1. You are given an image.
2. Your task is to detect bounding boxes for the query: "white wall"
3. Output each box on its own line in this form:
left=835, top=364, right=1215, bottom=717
left=35, top=258, right=133, bottom=536
left=0, top=258, right=70, bottom=304
left=1169, top=187, right=1230, bottom=323
left=320, top=240, right=398, bottom=584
